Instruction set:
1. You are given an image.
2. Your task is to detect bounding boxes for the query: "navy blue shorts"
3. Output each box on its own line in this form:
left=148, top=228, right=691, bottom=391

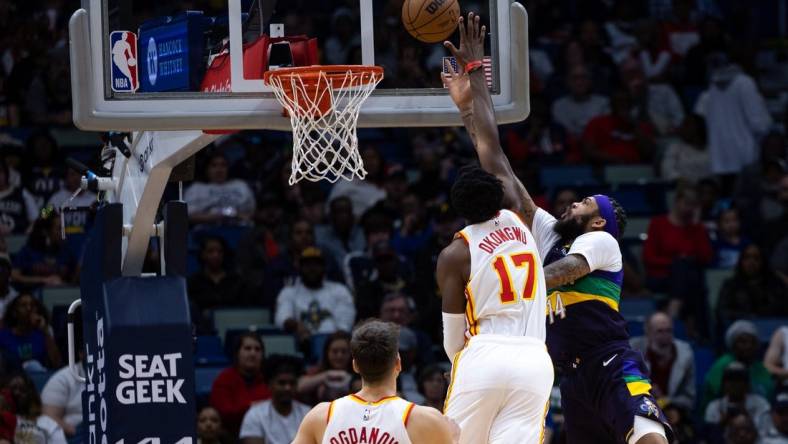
left=559, top=341, right=673, bottom=444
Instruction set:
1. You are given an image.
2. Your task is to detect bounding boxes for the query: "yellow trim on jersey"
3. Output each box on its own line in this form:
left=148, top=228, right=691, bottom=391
left=465, top=284, right=479, bottom=336
left=443, top=348, right=465, bottom=414
left=538, top=399, right=550, bottom=444
left=455, top=230, right=469, bottom=244
left=547, top=291, right=619, bottom=312
left=326, top=401, right=334, bottom=424
left=626, top=381, right=653, bottom=396
left=347, top=394, right=399, bottom=406
left=402, top=402, right=415, bottom=426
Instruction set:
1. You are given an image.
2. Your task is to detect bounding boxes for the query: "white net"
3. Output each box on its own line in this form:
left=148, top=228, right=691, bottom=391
left=266, top=67, right=383, bottom=184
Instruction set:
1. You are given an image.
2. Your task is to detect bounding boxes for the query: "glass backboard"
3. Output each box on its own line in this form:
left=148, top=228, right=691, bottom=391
left=70, top=0, right=529, bottom=131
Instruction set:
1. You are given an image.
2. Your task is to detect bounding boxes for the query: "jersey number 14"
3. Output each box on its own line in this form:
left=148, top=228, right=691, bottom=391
left=492, top=252, right=537, bottom=303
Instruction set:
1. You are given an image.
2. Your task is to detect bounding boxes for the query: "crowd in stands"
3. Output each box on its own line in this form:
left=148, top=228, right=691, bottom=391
left=0, top=0, right=786, bottom=443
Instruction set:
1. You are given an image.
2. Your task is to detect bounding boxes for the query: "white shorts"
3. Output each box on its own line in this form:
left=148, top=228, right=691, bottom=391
left=443, top=335, right=554, bottom=444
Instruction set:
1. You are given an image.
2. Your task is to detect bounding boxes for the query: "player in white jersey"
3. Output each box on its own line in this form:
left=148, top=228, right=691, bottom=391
left=292, top=320, right=458, bottom=444
left=436, top=12, right=554, bottom=444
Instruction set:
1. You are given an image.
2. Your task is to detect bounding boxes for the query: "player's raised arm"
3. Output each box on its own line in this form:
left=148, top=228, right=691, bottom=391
left=443, top=13, right=538, bottom=227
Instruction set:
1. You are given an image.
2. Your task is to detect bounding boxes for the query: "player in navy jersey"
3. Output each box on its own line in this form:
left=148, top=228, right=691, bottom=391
left=443, top=13, right=672, bottom=444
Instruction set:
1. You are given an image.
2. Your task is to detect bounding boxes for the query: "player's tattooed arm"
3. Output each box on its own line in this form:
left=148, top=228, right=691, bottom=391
left=543, top=254, right=591, bottom=289
left=443, top=13, right=538, bottom=227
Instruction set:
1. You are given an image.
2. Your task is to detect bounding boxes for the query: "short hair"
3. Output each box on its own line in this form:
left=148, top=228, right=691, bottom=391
left=450, top=165, right=504, bottom=225
left=350, top=319, right=399, bottom=384
left=263, top=354, right=304, bottom=383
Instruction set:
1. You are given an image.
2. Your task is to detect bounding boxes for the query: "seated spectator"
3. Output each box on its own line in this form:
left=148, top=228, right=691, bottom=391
left=660, top=0, right=700, bottom=59
left=582, top=90, right=655, bottom=164
left=713, top=208, right=749, bottom=269
left=391, top=192, right=434, bottom=260
left=274, top=247, right=355, bottom=341
left=314, top=197, right=365, bottom=266
left=0, top=293, right=60, bottom=370
left=210, top=333, right=271, bottom=437
left=0, top=160, right=37, bottom=235
left=703, top=321, right=775, bottom=410
left=0, top=254, right=17, bottom=319
left=396, top=326, right=423, bottom=404
left=297, top=331, right=353, bottom=405
left=184, top=151, right=255, bottom=227
left=662, top=402, right=696, bottom=444
left=718, top=244, right=787, bottom=324
left=12, top=213, right=77, bottom=289
left=46, top=165, right=96, bottom=211
left=660, top=114, right=711, bottom=183
left=379, top=293, right=432, bottom=367
left=643, top=185, right=712, bottom=323
left=8, top=372, right=67, bottom=444
left=504, top=96, right=569, bottom=166
left=353, top=242, right=413, bottom=320
left=22, top=131, right=63, bottom=209
left=41, top=319, right=84, bottom=439
left=765, top=326, right=788, bottom=384
left=550, top=65, right=609, bottom=138
left=630, top=312, right=696, bottom=411
left=620, top=58, right=684, bottom=137
left=240, top=355, right=309, bottom=444
left=197, top=406, right=229, bottom=444
left=248, top=218, right=341, bottom=309
left=724, top=412, right=759, bottom=444
left=418, top=365, right=447, bottom=411
left=705, top=361, right=770, bottom=425
left=757, top=390, right=788, bottom=443
left=188, top=236, right=249, bottom=331
left=326, top=146, right=386, bottom=218
left=343, top=210, right=394, bottom=292
left=636, top=20, right=672, bottom=81
left=550, top=188, right=579, bottom=218
left=733, top=142, right=786, bottom=235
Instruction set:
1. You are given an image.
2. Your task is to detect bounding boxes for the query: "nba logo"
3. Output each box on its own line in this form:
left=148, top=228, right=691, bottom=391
left=110, top=31, right=139, bottom=92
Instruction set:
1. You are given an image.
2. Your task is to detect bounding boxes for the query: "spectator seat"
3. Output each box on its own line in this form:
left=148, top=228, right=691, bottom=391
left=539, top=165, right=599, bottom=189
left=604, top=165, right=656, bottom=185
left=212, top=308, right=272, bottom=340
left=41, top=287, right=81, bottom=314
left=194, top=335, right=229, bottom=366
left=6, top=235, right=27, bottom=255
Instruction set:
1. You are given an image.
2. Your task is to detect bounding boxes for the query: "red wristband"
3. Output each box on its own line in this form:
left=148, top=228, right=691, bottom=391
left=465, top=60, right=483, bottom=73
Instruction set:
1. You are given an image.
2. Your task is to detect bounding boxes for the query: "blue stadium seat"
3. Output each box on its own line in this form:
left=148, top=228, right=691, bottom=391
left=693, top=345, right=715, bottom=403
left=212, top=307, right=272, bottom=340
left=29, top=371, right=53, bottom=392
left=539, top=165, right=599, bottom=189
left=607, top=188, right=653, bottom=216
left=752, top=318, right=788, bottom=344
left=224, top=327, right=287, bottom=357
left=194, top=335, right=229, bottom=366
left=620, top=298, right=656, bottom=321
left=627, top=320, right=645, bottom=338
left=603, top=165, right=656, bottom=185
left=194, top=366, right=224, bottom=397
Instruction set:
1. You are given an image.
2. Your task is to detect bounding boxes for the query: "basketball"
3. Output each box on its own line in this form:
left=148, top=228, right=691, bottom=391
left=402, top=0, right=460, bottom=43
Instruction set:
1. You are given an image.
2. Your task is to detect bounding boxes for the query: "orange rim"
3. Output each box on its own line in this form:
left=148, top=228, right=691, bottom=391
left=263, top=65, right=383, bottom=89
left=264, top=65, right=383, bottom=117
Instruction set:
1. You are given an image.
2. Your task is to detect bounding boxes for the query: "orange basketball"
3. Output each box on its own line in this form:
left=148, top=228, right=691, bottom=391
left=402, top=0, right=460, bottom=43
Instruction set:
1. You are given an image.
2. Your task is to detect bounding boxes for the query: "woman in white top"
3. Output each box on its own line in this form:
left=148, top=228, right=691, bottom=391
left=8, top=372, right=67, bottom=444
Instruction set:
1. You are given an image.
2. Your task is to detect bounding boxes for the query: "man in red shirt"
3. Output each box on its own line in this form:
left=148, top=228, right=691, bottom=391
left=643, top=185, right=713, bottom=336
left=582, top=90, right=655, bottom=164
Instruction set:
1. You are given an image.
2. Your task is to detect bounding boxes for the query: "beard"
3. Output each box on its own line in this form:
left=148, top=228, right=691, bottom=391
left=553, top=214, right=592, bottom=242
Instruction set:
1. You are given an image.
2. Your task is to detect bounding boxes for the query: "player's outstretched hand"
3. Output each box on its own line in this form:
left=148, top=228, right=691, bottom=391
left=441, top=58, right=472, bottom=112
left=443, top=12, right=486, bottom=69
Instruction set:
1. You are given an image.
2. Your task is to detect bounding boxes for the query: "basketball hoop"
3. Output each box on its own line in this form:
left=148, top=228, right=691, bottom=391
left=264, top=65, right=384, bottom=184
